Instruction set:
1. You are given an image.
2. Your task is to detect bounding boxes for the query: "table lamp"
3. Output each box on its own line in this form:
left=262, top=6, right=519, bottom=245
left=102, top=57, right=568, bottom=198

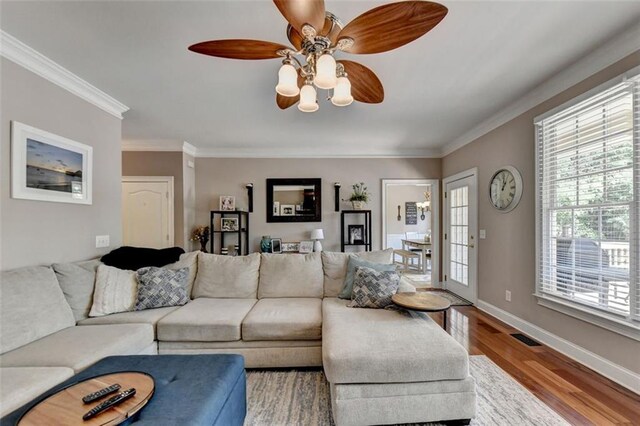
left=310, top=229, right=324, bottom=252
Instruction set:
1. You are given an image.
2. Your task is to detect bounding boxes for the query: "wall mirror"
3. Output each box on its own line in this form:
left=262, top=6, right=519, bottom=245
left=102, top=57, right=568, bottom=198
left=267, top=178, right=322, bottom=222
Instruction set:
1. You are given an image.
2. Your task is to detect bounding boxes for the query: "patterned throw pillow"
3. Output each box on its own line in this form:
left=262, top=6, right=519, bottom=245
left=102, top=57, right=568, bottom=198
left=349, top=266, right=400, bottom=309
left=135, top=267, right=190, bottom=311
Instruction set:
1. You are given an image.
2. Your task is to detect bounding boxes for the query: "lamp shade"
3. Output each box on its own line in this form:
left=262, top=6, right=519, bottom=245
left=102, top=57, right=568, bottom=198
left=313, top=54, right=337, bottom=90
left=331, top=76, right=353, bottom=107
left=298, top=84, right=319, bottom=113
left=275, top=63, right=300, bottom=97
left=310, top=229, right=324, bottom=240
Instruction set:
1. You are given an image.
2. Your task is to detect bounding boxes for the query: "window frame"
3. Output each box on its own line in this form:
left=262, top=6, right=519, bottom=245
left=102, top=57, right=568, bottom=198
left=534, top=65, right=640, bottom=341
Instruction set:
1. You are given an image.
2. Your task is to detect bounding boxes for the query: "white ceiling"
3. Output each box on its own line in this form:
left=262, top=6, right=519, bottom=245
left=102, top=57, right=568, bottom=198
left=2, top=1, right=640, bottom=157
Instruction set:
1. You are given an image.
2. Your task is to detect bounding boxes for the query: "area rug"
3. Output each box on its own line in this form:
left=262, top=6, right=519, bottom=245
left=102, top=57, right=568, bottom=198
left=245, top=355, right=569, bottom=426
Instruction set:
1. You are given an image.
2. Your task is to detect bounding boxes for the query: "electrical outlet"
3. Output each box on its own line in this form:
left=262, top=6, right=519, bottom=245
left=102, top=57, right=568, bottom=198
left=96, top=235, right=110, bottom=248
left=479, top=229, right=486, bottom=239
left=505, top=290, right=511, bottom=302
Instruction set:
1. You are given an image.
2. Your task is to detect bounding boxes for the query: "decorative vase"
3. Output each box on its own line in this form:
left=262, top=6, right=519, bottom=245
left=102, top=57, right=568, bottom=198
left=352, top=201, right=366, bottom=210
left=199, top=239, right=209, bottom=253
left=260, top=236, right=272, bottom=253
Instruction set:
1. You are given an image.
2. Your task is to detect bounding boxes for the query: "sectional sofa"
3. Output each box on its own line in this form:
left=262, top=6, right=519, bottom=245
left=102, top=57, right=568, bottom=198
left=0, top=249, right=476, bottom=425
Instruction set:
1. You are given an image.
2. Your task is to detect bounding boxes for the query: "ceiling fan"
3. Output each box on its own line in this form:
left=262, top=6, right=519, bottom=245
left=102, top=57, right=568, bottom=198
left=188, top=0, right=448, bottom=112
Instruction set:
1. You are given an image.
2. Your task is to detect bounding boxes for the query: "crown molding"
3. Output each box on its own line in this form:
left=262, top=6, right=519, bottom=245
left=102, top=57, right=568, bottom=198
left=0, top=30, right=129, bottom=119
left=122, top=139, right=198, bottom=156
left=194, top=146, right=442, bottom=159
left=439, top=23, right=640, bottom=157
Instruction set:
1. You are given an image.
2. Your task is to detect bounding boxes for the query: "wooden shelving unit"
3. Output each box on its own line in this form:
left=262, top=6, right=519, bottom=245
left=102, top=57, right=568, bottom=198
left=210, top=210, right=250, bottom=255
left=340, top=210, right=372, bottom=252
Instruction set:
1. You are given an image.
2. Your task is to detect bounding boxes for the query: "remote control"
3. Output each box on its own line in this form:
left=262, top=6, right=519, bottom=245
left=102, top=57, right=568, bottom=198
left=82, top=384, right=121, bottom=403
left=82, top=388, right=136, bottom=421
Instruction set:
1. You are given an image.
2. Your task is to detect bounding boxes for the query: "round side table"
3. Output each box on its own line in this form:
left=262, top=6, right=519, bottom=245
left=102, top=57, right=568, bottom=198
left=392, top=292, right=452, bottom=331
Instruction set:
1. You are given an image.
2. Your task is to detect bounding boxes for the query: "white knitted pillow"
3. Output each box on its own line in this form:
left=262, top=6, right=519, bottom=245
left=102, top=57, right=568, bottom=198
left=89, top=265, right=137, bottom=317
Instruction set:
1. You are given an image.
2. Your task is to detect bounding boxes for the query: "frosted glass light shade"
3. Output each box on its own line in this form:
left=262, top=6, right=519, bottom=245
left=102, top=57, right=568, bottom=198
left=313, top=54, right=337, bottom=89
left=298, top=84, right=319, bottom=113
left=331, top=76, right=353, bottom=106
left=275, top=64, right=300, bottom=97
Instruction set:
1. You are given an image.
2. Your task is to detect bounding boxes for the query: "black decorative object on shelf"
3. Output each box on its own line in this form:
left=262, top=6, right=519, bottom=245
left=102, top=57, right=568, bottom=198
left=341, top=210, right=372, bottom=252
left=334, top=182, right=341, bottom=212
left=210, top=210, right=250, bottom=255
left=246, top=183, right=254, bottom=213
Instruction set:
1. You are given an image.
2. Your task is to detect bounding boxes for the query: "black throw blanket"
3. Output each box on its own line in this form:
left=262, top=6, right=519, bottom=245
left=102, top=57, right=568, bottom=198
left=101, top=246, right=185, bottom=271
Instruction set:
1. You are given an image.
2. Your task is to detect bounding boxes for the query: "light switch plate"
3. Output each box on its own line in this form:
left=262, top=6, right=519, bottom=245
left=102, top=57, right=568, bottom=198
left=479, top=229, right=486, bottom=239
left=96, top=235, right=110, bottom=248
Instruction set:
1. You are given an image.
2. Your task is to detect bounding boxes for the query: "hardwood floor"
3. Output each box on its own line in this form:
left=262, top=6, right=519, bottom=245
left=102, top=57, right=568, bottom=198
left=426, top=306, right=640, bottom=425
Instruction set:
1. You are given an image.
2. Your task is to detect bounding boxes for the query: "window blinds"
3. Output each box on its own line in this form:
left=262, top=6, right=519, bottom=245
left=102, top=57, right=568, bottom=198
left=536, top=74, right=639, bottom=324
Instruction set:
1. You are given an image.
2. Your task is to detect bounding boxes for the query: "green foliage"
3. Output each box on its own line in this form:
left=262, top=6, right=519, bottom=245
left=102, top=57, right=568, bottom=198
left=349, top=182, right=370, bottom=203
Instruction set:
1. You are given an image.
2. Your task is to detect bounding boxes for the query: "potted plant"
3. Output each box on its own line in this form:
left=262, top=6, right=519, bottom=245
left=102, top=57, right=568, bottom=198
left=191, top=226, right=210, bottom=252
left=348, top=182, right=370, bottom=210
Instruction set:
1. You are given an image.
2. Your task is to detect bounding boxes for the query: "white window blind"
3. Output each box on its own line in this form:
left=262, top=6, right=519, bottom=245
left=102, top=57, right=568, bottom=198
left=535, top=71, right=640, bottom=329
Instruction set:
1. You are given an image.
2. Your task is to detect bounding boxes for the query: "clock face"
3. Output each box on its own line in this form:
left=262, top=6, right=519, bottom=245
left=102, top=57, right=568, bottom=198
left=489, top=167, right=522, bottom=212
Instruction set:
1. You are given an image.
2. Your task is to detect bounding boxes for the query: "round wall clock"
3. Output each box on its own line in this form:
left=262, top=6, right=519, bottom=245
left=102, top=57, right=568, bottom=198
left=489, top=166, right=523, bottom=213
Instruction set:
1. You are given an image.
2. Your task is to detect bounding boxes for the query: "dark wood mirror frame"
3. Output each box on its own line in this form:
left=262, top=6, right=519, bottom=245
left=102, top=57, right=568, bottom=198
left=266, top=178, right=322, bottom=223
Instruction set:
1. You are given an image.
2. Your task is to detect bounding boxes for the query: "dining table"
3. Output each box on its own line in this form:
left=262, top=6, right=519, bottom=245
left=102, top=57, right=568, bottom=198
left=401, top=239, right=432, bottom=274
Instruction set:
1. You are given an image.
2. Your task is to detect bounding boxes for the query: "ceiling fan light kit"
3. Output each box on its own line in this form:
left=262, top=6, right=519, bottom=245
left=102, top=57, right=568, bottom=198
left=189, top=0, right=448, bottom=113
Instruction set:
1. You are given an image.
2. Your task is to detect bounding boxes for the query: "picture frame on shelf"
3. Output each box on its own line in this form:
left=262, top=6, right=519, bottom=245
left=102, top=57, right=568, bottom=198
left=220, top=195, right=236, bottom=211
left=221, top=217, right=239, bottom=232
left=271, top=238, right=282, bottom=254
left=280, top=204, right=295, bottom=216
left=11, top=121, right=93, bottom=205
left=348, top=225, right=365, bottom=244
left=273, top=201, right=280, bottom=216
left=282, top=242, right=300, bottom=253
left=299, top=241, right=314, bottom=254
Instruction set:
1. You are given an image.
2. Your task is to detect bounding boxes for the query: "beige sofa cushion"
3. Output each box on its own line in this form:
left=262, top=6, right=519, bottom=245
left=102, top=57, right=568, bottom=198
left=322, top=298, right=469, bottom=384
left=322, top=249, right=394, bottom=297
left=242, top=298, right=322, bottom=341
left=0, top=367, right=75, bottom=417
left=157, top=298, right=257, bottom=342
left=88, top=265, right=137, bottom=317
left=258, top=253, right=323, bottom=298
left=0, top=324, right=154, bottom=373
left=78, top=306, right=179, bottom=338
left=0, top=266, right=75, bottom=354
left=52, top=259, right=101, bottom=321
left=193, top=253, right=260, bottom=299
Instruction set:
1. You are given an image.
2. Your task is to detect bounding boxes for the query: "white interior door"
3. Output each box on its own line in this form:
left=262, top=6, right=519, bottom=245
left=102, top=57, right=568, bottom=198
left=122, top=177, right=174, bottom=248
left=444, top=170, right=478, bottom=303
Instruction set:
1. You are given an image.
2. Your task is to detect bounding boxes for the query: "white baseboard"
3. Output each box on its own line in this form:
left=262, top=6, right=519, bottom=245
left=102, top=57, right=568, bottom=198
left=476, top=300, right=640, bottom=394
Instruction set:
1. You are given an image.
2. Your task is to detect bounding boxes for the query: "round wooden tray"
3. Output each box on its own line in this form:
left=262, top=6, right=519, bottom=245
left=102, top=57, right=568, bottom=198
left=18, top=372, right=155, bottom=426
left=392, top=292, right=451, bottom=312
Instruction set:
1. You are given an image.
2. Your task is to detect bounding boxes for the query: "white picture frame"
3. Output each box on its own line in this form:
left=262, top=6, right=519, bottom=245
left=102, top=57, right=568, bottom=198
left=221, top=217, right=239, bottom=232
left=282, top=242, right=300, bottom=253
left=280, top=204, right=295, bottom=216
left=271, top=238, right=282, bottom=254
left=273, top=201, right=280, bottom=216
left=11, top=121, right=92, bottom=205
left=220, top=195, right=236, bottom=211
left=299, top=241, right=314, bottom=254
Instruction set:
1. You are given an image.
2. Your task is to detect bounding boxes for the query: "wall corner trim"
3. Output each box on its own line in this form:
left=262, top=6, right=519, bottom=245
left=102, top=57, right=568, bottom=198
left=0, top=30, right=129, bottom=119
left=182, top=142, right=197, bottom=157
left=439, top=22, right=640, bottom=157
left=476, top=300, right=640, bottom=394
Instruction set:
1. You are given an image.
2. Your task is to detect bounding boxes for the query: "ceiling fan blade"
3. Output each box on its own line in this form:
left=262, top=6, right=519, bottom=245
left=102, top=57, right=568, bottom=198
left=276, top=73, right=305, bottom=109
left=338, top=60, right=384, bottom=104
left=337, top=1, right=447, bottom=54
left=320, top=14, right=340, bottom=43
left=287, top=26, right=304, bottom=50
left=188, top=39, right=289, bottom=60
left=273, top=0, right=326, bottom=34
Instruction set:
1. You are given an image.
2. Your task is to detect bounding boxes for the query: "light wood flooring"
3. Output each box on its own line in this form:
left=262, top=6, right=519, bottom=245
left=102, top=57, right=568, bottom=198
left=426, top=306, right=640, bottom=426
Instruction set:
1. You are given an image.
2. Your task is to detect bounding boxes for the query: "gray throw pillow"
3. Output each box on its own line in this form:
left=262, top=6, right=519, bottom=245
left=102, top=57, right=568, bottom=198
left=349, top=266, right=400, bottom=309
left=338, top=256, right=397, bottom=299
left=135, top=267, right=189, bottom=311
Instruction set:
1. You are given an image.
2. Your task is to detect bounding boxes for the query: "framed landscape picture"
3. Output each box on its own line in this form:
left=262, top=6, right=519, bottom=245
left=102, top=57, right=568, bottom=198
left=11, top=121, right=92, bottom=205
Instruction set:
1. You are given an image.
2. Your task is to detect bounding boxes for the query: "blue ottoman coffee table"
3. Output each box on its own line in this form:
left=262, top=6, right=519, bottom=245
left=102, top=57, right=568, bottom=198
left=1, top=354, right=246, bottom=425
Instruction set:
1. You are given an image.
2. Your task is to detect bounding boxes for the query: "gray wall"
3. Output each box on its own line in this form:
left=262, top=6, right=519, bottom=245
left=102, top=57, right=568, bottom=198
left=122, top=151, right=185, bottom=247
left=441, top=51, right=640, bottom=373
left=1, top=59, right=123, bottom=270
left=194, top=158, right=441, bottom=253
